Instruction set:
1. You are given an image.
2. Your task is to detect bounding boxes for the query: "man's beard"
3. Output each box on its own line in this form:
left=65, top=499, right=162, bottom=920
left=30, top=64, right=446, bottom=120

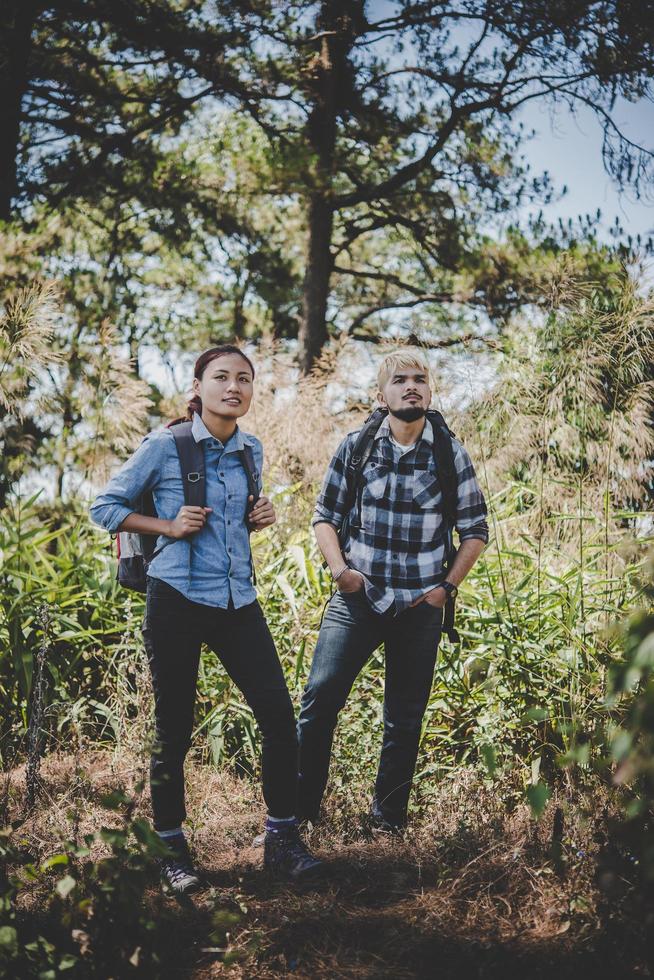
left=388, top=405, right=427, bottom=423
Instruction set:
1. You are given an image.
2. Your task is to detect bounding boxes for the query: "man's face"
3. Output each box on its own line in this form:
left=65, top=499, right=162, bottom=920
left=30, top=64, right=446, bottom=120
left=379, top=366, right=431, bottom=422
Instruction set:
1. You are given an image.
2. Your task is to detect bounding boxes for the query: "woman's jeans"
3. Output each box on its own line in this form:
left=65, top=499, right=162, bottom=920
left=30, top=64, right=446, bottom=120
left=142, top=577, right=298, bottom=830
left=297, top=590, right=443, bottom=827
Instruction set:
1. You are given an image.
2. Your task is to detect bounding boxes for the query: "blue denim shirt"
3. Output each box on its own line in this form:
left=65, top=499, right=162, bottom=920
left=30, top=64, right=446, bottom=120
left=90, top=413, right=263, bottom=608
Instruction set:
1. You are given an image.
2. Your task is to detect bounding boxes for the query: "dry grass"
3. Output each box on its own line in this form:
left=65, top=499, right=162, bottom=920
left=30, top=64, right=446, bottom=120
left=245, top=339, right=370, bottom=490
left=6, top=750, right=651, bottom=979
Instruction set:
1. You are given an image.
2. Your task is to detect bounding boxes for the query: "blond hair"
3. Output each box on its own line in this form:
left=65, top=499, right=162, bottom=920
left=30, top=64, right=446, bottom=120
left=377, top=350, right=431, bottom=390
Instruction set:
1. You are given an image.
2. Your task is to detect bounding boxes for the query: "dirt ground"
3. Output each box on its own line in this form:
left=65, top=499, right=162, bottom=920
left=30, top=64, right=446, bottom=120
left=5, top=751, right=652, bottom=979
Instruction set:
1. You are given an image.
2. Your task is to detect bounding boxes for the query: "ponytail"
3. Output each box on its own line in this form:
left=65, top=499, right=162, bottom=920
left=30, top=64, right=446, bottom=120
left=186, top=393, right=203, bottom=420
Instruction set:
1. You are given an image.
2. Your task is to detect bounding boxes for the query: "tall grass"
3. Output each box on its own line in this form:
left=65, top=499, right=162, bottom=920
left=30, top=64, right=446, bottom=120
left=1, top=268, right=653, bottom=833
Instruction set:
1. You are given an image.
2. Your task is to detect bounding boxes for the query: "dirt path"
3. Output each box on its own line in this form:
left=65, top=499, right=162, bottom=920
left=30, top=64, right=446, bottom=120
left=6, top=752, right=650, bottom=978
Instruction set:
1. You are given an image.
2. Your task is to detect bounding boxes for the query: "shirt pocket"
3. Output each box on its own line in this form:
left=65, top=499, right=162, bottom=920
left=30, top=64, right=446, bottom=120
left=363, top=464, right=389, bottom=501
left=412, top=470, right=442, bottom=509
left=358, top=464, right=388, bottom=528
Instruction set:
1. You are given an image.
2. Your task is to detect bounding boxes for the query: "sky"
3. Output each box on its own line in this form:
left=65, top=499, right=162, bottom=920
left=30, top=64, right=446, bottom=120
left=141, top=92, right=654, bottom=399
left=140, top=16, right=654, bottom=399
left=362, top=0, right=654, bottom=243
left=513, top=96, right=654, bottom=244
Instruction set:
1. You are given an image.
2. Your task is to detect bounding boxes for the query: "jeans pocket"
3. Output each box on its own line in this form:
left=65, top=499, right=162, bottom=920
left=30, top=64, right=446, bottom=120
left=421, top=603, right=444, bottom=628
left=147, top=577, right=184, bottom=599
left=338, top=587, right=366, bottom=600
left=144, top=578, right=191, bottom=628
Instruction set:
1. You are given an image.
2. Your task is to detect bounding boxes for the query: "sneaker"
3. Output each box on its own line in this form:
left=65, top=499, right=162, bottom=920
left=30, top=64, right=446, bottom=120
left=368, top=810, right=406, bottom=836
left=253, top=818, right=313, bottom=848
left=159, top=835, right=202, bottom=896
left=264, top=826, right=324, bottom=882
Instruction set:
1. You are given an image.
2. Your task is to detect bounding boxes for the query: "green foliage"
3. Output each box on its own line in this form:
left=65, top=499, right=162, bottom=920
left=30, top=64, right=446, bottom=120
left=606, top=565, right=654, bottom=879
left=0, top=267, right=652, bottom=956
left=0, top=492, right=134, bottom=759
left=0, top=792, right=175, bottom=977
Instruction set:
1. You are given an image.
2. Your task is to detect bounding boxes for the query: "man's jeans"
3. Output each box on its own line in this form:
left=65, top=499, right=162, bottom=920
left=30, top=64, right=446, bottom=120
left=297, top=589, right=443, bottom=827
left=142, top=577, right=298, bottom=830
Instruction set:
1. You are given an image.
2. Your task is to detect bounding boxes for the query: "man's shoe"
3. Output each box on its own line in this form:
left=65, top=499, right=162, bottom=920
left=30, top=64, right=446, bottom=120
left=159, top=835, right=202, bottom=896
left=253, top=817, right=315, bottom=848
left=368, top=810, right=406, bottom=836
left=264, top=825, right=324, bottom=882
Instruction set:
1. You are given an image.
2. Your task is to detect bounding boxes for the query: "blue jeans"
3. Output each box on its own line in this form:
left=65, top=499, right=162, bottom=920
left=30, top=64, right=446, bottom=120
left=297, top=589, right=443, bottom=826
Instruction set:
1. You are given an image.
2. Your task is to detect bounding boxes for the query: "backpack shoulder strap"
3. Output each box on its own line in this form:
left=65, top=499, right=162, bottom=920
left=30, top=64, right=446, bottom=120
left=339, top=407, right=387, bottom=542
left=427, top=410, right=461, bottom=643
left=238, top=444, right=260, bottom=512
left=170, top=420, right=206, bottom=507
left=427, top=409, right=458, bottom=531
left=349, top=407, right=387, bottom=470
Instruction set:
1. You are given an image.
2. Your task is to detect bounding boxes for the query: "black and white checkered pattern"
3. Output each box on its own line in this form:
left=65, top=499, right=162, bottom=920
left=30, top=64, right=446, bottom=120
left=313, top=418, right=489, bottom=613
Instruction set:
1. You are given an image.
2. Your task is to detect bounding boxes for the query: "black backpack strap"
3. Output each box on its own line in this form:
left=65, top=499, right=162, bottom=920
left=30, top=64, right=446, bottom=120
left=171, top=420, right=206, bottom=507
left=427, top=410, right=458, bottom=530
left=340, top=407, right=388, bottom=544
left=427, top=410, right=460, bottom=642
left=141, top=420, right=205, bottom=570
left=238, top=444, right=260, bottom=584
left=138, top=490, right=159, bottom=563
left=442, top=600, right=460, bottom=644
left=237, top=444, right=260, bottom=517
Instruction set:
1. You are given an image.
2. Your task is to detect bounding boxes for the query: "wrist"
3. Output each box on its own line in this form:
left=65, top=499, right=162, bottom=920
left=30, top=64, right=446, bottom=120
left=440, top=580, right=458, bottom=599
left=332, top=564, right=350, bottom=581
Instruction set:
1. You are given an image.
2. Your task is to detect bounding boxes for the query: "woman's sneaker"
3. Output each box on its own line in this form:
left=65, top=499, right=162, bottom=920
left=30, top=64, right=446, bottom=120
left=264, top=825, right=323, bottom=882
left=159, top=835, right=202, bottom=896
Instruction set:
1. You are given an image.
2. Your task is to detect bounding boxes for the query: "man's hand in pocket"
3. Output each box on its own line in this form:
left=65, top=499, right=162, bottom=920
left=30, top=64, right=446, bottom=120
left=337, top=569, right=365, bottom=593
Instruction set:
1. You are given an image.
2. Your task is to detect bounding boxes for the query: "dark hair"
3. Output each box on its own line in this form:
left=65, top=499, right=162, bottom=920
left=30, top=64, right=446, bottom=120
left=183, top=345, right=256, bottom=421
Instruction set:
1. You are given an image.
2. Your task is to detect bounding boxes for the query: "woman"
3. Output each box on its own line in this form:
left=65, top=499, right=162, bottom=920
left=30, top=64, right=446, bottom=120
left=90, top=345, right=321, bottom=894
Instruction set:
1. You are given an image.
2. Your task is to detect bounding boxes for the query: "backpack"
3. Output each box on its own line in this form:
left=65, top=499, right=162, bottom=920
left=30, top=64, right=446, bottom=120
left=341, top=406, right=460, bottom=642
left=116, top=420, right=260, bottom=593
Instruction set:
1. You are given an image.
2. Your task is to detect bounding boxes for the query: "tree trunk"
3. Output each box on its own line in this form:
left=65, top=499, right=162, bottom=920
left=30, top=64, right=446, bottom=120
left=299, top=193, right=334, bottom=373
left=128, top=329, right=141, bottom=378
left=0, top=2, right=37, bottom=221
left=232, top=272, right=249, bottom=339
left=298, top=2, right=360, bottom=374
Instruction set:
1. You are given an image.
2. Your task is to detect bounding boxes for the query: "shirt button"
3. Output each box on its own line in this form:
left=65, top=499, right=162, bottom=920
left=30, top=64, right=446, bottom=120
left=220, top=471, right=225, bottom=477
left=227, top=520, right=231, bottom=525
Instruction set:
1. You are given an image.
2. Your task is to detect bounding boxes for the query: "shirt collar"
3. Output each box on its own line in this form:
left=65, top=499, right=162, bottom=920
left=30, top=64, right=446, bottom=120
left=374, top=416, right=434, bottom=446
left=191, top=412, right=248, bottom=451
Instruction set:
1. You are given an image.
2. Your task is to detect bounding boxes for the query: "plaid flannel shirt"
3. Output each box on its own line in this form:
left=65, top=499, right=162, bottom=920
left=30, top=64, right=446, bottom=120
left=312, top=417, right=489, bottom=614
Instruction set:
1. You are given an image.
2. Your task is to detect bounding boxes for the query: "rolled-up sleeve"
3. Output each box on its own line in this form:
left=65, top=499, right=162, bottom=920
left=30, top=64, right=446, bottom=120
left=312, top=434, right=354, bottom=530
left=452, top=440, right=489, bottom=544
left=89, top=431, right=168, bottom=533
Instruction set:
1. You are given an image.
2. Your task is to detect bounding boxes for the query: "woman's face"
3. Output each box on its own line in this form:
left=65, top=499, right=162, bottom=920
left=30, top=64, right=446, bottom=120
left=193, top=352, right=254, bottom=420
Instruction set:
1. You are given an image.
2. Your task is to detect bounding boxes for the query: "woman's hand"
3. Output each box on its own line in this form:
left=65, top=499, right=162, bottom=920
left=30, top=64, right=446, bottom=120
left=248, top=495, right=276, bottom=531
left=336, top=569, right=365, bottom=594
left=167, top=505, right=212, bottom=539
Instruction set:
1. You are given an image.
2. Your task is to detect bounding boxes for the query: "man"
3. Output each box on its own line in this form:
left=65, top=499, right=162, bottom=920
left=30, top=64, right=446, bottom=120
left=297, top=350, right=489, bottom=831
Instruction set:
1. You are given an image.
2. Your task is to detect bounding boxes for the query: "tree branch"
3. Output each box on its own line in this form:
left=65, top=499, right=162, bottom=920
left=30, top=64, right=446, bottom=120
left=333, top=264, right=432, bottom=296
left=349, top=329, right=496, bottom=350
left=347, top=292, right=468, bottom=334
